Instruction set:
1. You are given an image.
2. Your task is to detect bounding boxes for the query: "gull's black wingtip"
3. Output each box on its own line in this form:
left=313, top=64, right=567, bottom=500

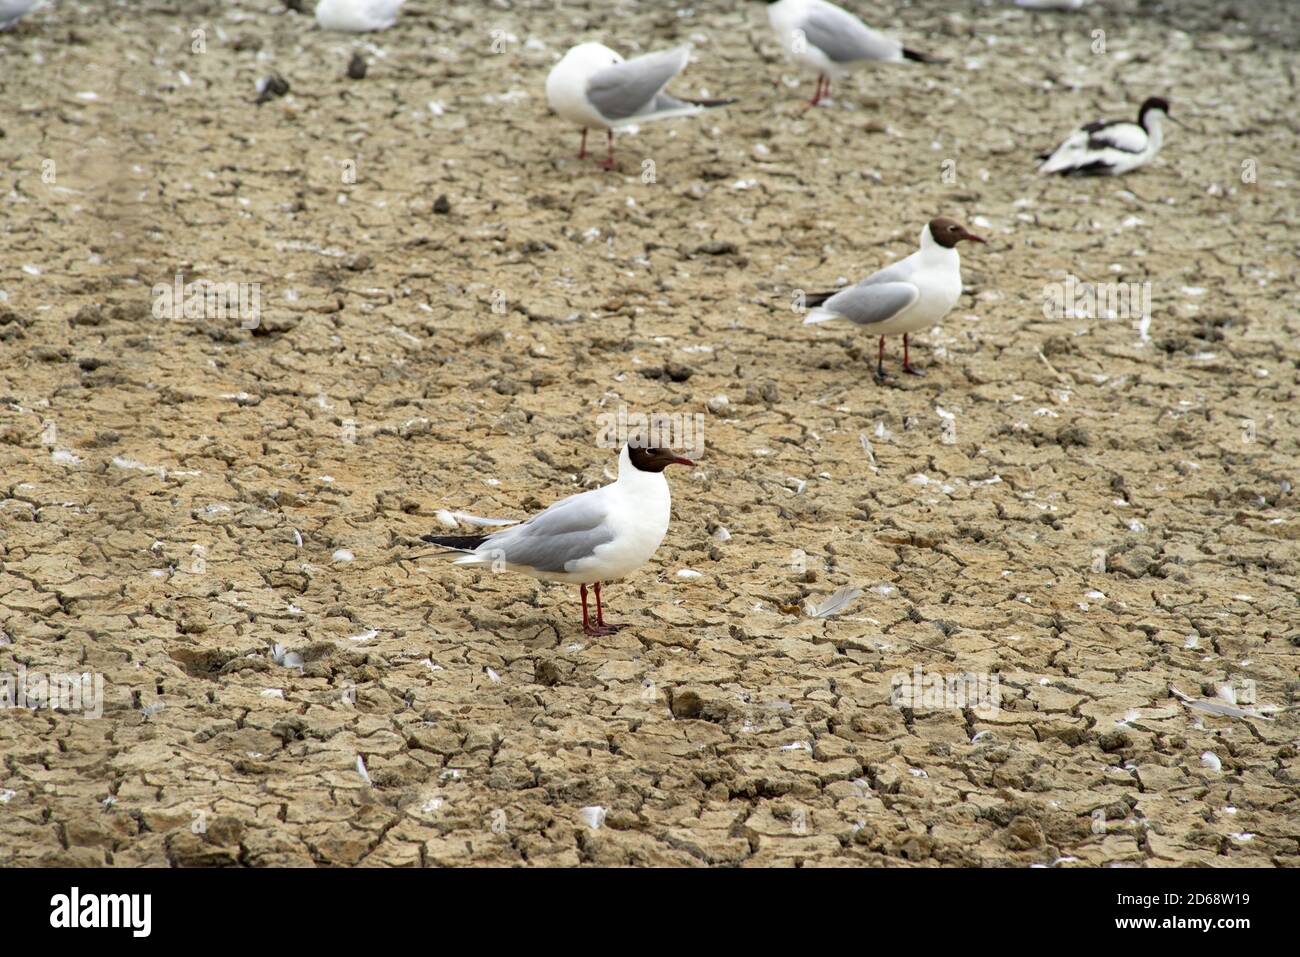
left=902, top=48, right=943, bottom=64
left=421, top=534, right=486, bottom=549
left=684, top=96, right=739, bottom=109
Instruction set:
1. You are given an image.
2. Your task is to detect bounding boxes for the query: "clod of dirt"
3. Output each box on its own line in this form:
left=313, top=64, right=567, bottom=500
left=1042, top=335, right=1074, bottom=357
left=255, top=73, right=290, bottom=105
left=347, top=53, right=367, bottom=80
left=1055, top=424, right=1090, bottom=448
left=690, top=241, right=738, bottom=256
left=639, top=363, right=693, bottom=382
left=1004, top=816, right=1044, bottom=850
left=669, top=689, right=703, bottom=719
left=433, top=194, right=451, bottom=214
left=1097, top=730, right=1131, bottom=753
left=743, top=381, right=781, bottom=404
left=70, top=304, right=104, bottom=326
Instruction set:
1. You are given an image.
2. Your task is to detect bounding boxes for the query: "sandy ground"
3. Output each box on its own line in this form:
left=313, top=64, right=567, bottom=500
left=1, top=0, right=1298, bottom=867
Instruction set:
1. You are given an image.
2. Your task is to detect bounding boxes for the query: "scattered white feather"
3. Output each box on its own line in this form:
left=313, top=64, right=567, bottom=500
left=578, top=806, right=606, bottom=830
left=356, top=755, right=371, bottom=786
left=1170, top=686, right=1273, bottom=721
left=805, top=586, right=862, bottom=618
left=1200, top=752, right=1222, bottom=773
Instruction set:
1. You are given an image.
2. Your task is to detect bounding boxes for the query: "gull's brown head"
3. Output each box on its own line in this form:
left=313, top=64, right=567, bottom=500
left=628, top=446, right=695, bottom=472
left=928, top=217, right=986, bottom=248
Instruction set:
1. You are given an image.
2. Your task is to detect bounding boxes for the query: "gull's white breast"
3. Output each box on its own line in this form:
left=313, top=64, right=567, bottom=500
left=865, top=248, right=963, bottom=336
left=570, top=472, right=671, bottom=582
left=546, top=44, right=621, bottom=129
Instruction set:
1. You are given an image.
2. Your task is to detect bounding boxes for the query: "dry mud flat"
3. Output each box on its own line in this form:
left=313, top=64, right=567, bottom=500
left=1, top=1, right=1299, bottom=867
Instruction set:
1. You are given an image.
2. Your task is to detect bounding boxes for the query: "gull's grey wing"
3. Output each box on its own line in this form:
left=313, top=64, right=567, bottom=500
left=484, top=491, right=614, bottom=573
left=822, top=280, right=919, bottom=325
left=586, top=46, right=690, bottom=121
left=858, top=257, right=917, bottom=288
left=800, top=6, right=901, bottom=63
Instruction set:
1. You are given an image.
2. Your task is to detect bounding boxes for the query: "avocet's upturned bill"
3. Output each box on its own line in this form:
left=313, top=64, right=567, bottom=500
left=315, top=0, right=405, bottom=33
left=801, top=217, right=986, bottom=379
left=761, top=0, right=938, bottom=106
left=421, top=445, right=694, bottom=636
left=545, top=42, right=735, bottom=170
left=1038, top=97, right=1174, bottom=176
left=0, top=0, right=42, bottom=30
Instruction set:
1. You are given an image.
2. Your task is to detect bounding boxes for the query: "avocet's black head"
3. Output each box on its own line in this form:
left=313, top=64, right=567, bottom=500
left=627, top=446, right=695, bottom=472
left=1138, top=97, right=1170, bottom=124
left=928, top=216, right=987, bottom=249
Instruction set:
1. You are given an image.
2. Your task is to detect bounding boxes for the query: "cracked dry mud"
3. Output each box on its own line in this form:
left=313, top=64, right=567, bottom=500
left=1, top=0, right=1299, bottom=868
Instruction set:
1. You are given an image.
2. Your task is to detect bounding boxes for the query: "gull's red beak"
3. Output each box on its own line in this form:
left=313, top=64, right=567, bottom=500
left=963, top=232, right=987, bottom=244
left=670, top=455, right=696, bottom=467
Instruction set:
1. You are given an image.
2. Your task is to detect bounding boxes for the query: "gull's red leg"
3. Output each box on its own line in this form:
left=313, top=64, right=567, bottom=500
left=580, top=583, right=596, bottom=635
left=578, top=128, right=587, bottom=160
left=903, top=333, right=926, bottom=376
left=593, top=581, right=623, bottom=633
left=600, top=129, right=614, bottom=171
left=807, top=74, right=825, bottom=108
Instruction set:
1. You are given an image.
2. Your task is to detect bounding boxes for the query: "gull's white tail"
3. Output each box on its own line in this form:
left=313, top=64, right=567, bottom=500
left=803, top=307, right=841, bottom=325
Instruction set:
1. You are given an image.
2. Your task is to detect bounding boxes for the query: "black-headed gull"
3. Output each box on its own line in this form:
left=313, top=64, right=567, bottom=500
left=801, top=217, right=985, bottom=378
left=1038, top=97, right=1174, bottom=176
left=422, top=445, right=694, bottom=636
left=762, top=0, right=937, bottom=106
left=0, top=0, right=42, bottom=30
left=315, top=0, right=404, bottom=33
left=545, top=42, right=735, bottom=170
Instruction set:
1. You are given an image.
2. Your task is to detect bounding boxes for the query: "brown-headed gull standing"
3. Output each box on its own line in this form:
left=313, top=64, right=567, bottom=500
left=1039, top=97, right=1175, bottom=176
left=801, top=217, right=985, bottom=378
left=545, top=42, right=735, bottom=170
left=422, top=445, right=694, bottom=636
left=761, top=0, right=937, bottom=106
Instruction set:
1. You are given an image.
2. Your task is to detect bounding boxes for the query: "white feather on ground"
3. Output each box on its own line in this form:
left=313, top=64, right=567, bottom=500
left=805, top=585, right=862, bottom=618
left=1169, top=686, right=1275, bottom=721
